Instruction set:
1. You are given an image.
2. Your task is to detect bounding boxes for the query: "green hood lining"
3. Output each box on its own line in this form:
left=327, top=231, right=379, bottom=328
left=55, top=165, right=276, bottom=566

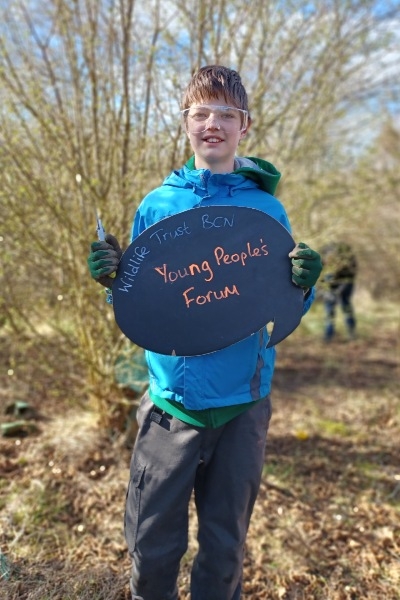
left=185, top=155, right=281, bottom=195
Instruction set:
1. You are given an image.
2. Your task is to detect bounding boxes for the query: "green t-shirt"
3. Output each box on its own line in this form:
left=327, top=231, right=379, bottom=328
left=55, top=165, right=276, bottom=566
left=149, top=388, right=262, bottom=428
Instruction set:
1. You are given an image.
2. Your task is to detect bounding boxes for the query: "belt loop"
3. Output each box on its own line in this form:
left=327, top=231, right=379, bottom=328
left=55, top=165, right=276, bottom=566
left=150, top=405, right=164, bottom=424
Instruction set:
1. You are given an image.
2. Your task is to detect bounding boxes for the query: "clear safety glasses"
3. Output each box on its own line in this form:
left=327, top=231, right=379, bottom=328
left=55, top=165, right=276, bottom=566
left=181, top=105, right=249, bottom=134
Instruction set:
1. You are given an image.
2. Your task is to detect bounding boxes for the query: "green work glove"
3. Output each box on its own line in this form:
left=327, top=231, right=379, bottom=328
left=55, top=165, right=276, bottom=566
left=87, top=233, right=122, bottom=288
left=289, top=242, right=323, bottom=289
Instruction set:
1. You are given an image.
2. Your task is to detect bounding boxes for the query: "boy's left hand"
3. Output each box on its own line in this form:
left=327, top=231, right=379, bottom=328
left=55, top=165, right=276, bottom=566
left=289, top=242, right=323, bottom=289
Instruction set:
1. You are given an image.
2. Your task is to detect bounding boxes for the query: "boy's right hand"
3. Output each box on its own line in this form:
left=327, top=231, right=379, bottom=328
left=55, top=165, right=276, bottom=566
left=87, top=233, right=122, bottom=288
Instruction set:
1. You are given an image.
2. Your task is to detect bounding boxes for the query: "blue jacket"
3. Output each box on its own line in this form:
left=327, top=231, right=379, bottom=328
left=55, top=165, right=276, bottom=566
left=131, top=157, right=314, bottom=410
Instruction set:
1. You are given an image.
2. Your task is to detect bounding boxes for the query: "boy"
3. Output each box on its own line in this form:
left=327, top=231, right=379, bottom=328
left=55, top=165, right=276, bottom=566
left=88, top=65, right=322, bottom=600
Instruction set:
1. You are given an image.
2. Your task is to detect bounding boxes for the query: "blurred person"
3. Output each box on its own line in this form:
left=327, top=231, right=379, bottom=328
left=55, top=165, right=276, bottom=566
left=320, top=241, right=357, bottom=341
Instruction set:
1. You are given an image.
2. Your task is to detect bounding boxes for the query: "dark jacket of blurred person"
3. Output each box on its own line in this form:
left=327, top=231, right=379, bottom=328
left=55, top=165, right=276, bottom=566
left=320, top=242, right=357, bottom=341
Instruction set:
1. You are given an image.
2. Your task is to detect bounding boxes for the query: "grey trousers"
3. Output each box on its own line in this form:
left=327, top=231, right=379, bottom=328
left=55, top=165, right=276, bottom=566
left=124, top=392, right=272, bottom=600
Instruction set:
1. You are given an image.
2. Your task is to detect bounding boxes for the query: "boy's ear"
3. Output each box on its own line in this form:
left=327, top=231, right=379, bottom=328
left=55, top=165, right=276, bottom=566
left=240, top=118, right=252, bottom=138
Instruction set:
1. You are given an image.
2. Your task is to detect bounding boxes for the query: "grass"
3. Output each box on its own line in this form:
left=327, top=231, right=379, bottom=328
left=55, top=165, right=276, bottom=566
left=0, top=293, right=399, bottom=599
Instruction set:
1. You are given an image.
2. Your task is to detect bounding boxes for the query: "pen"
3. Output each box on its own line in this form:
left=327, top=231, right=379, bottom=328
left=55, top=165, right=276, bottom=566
left=96, top=211, right=106, bottom=241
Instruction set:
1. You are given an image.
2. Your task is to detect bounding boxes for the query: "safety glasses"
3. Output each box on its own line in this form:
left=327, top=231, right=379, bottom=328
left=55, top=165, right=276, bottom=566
left=181, top=105, right=249, bottom=134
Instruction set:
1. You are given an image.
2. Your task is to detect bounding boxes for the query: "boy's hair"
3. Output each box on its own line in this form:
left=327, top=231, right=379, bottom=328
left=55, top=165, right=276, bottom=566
left=181, top=65, right=250, bottom=116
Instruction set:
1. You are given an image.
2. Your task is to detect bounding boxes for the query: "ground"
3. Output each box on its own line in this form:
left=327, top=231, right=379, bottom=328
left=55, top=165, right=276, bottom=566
left=0, top=296, right=399, bottom=599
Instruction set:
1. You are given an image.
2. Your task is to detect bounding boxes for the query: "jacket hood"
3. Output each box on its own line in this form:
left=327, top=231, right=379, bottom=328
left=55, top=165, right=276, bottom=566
left=184, top=155, right=281, bottom=195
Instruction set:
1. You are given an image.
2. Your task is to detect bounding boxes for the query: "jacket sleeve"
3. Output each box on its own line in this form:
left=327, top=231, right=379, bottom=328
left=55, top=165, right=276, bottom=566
left=302, top=287, right=315, bottom=315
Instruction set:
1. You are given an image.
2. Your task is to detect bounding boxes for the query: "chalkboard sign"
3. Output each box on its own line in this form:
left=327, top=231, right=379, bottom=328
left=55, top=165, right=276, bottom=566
left=112, top=205, right=303, bottom=356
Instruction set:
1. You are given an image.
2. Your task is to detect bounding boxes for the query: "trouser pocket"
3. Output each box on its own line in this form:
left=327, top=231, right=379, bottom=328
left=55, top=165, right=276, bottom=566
left=124, top=459, right=146, bottom=553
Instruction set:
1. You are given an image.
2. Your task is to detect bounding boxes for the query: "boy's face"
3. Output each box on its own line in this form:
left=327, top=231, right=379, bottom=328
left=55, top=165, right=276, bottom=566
left=184, top=95, right=249, bottom=174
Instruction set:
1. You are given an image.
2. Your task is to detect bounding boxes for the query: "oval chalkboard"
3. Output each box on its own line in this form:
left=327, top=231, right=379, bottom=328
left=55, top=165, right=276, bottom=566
left=112, top=205, right=303, bottom=356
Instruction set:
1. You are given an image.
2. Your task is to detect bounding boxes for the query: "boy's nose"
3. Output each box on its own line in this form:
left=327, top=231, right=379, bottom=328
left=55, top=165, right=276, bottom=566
left=205, top=115, right=221, bottom=130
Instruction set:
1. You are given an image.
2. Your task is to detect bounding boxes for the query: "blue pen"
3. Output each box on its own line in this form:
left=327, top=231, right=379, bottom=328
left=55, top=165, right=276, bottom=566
left=96, top=211, right=106, bottom=241
left=95, top=212, right=113, bottom=304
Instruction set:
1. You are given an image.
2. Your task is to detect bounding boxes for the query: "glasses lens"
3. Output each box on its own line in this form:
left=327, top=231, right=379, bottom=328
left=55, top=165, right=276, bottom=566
left=182, top=105, right=248, bottom=133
